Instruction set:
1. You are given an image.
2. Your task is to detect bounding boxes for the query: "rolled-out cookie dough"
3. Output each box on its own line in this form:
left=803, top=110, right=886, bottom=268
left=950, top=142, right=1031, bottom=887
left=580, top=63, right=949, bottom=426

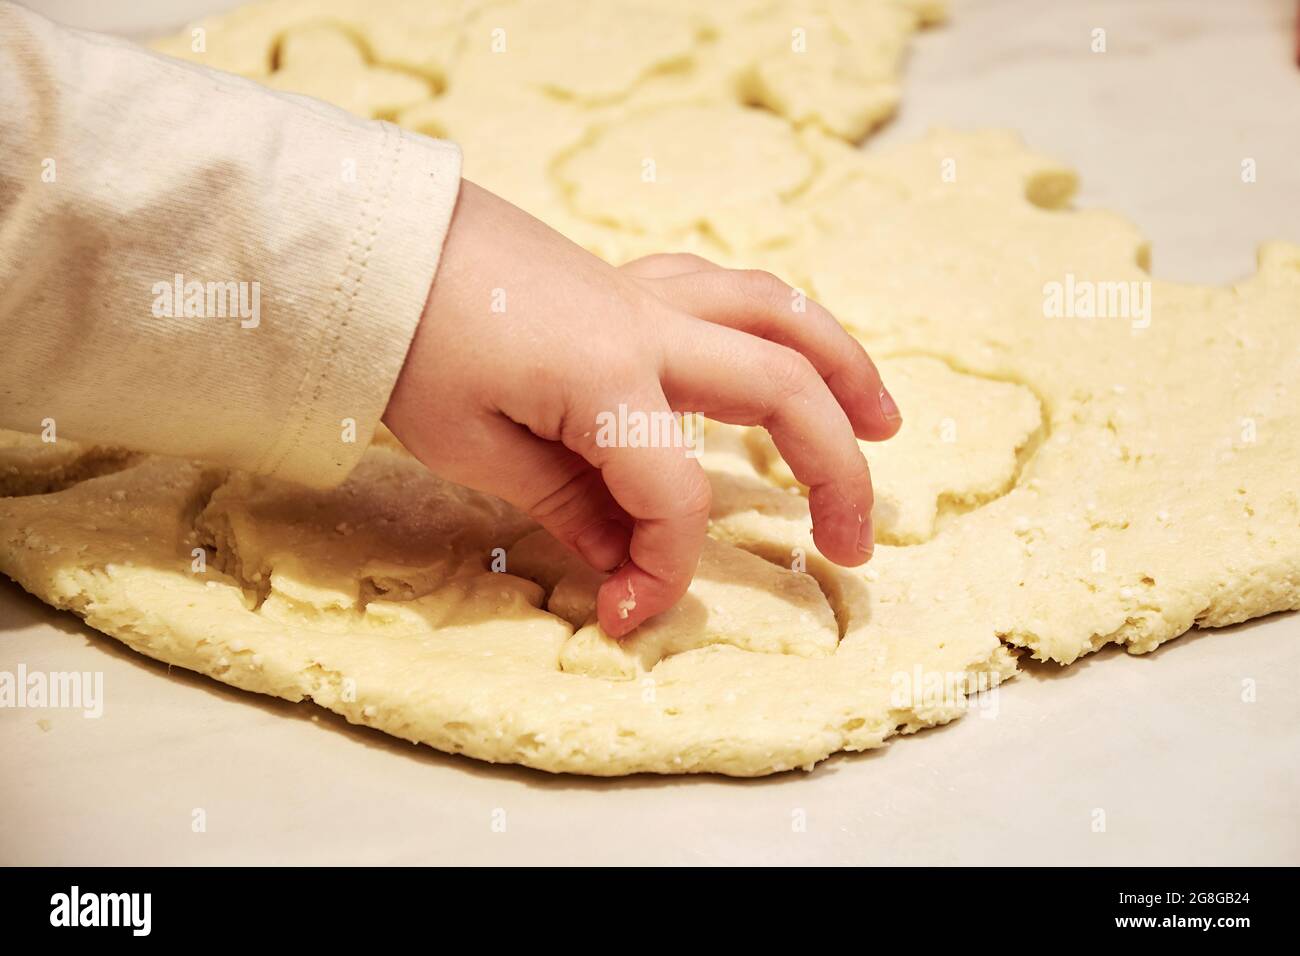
left=0, top=436, right=1017, bottom=775
left=0, top=0, right=1295, bottom=776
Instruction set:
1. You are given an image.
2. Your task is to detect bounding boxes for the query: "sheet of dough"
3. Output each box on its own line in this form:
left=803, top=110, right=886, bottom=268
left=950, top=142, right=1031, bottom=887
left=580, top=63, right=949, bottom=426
left=0, top=0, right=1295, bottom=776
left=0, top=430, right=1022, bottom=775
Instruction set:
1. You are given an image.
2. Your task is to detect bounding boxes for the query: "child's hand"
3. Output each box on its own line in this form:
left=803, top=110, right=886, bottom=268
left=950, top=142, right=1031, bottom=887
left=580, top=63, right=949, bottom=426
left=385, top=181, right=901, bottom=637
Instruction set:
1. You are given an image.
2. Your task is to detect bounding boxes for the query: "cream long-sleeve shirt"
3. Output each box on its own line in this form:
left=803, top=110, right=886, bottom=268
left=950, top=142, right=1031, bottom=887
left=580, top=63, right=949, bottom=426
left=0, top=1, right=462, bottom=487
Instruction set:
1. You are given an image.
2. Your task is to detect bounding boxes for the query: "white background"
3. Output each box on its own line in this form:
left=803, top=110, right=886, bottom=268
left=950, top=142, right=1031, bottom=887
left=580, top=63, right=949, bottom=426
left=2, top=0, right=1298, bottom=864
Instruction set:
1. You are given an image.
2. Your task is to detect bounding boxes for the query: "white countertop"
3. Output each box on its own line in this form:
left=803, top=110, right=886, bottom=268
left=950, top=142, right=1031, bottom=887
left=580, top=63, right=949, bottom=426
left=2, top=0, right=1298, bottom=865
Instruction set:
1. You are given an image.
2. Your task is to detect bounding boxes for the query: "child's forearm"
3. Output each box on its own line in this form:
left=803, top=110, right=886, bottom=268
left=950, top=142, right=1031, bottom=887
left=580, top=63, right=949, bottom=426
left=0, top=0, right=461, bottom=487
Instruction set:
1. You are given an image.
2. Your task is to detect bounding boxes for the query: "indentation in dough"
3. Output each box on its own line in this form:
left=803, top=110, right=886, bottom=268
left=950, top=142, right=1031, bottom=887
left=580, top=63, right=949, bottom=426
left=266, top=22, right=432, bottom=118
left=445, top=0, right=700, bottom=105
left=346, top=0, right=501, bottom=86
left=196, top=445, right=535, bottom=613
left=150, top=1, right=293, bottom=76
left=504, top=529, right=602, bottom=628
left=746, top=356, right=1044, bottom=544
left=1024, top=167, right=1078, bottom=210
left=0, top=431, right=138, bottom=498
left=507, top=530, right=838, bottom=680
left=855, top=128, right=1081, bottom=206
left=694, top=421, right=874, bottom=636
left=401, top=85, right=596, bottom=236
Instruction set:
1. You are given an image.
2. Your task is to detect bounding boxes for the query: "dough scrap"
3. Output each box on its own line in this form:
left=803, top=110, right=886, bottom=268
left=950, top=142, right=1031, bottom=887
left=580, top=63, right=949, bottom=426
left=0, top=0, right=1293, bottom=776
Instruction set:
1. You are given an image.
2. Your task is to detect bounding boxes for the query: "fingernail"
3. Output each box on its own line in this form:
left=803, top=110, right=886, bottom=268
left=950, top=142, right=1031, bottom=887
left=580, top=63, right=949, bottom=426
left=598, top=573, right=641, bottom=639
left=575, top=519, right=629, bottom=571
left=879, top=387, right=902, bottom=424
left=857, top=516, right=874, bottom=556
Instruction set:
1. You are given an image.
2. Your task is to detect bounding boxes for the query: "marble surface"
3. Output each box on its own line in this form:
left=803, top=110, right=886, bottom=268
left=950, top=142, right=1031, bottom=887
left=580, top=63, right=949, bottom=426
left=2, top=0, right=1297, bottom=865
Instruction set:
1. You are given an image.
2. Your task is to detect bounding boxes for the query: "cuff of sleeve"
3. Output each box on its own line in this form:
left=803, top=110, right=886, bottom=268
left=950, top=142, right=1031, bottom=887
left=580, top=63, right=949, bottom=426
left=257, top=125, right=462, bottom=488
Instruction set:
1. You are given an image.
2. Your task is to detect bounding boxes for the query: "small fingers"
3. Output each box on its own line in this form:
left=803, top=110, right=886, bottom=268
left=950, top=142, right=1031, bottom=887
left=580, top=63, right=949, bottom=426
left=646, top=268, right=901, bottom=441
left=562, top=385, right=712, bottom=637
left=658, top=319, right=875, bottom=565
left=436, top=413, right=634, bottom=573
left=619, top=252, right=723, bottom=279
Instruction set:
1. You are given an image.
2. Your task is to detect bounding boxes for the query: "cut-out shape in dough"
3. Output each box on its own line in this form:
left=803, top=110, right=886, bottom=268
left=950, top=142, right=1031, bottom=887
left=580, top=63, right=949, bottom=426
left=746, top=356, right=1044, bottom=544
left=734, top=0, right=921, bottom=140
left=447, top=0, right=700, bottom=105
left=352, top=0, right=499, bottom=84
left=504, top=527, right=603, bottom=628
left=265, top=22, right=431, bottom=118
left=555, top=103, right=815, bottom=250
left=508, top=530, right=838, bottom=680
